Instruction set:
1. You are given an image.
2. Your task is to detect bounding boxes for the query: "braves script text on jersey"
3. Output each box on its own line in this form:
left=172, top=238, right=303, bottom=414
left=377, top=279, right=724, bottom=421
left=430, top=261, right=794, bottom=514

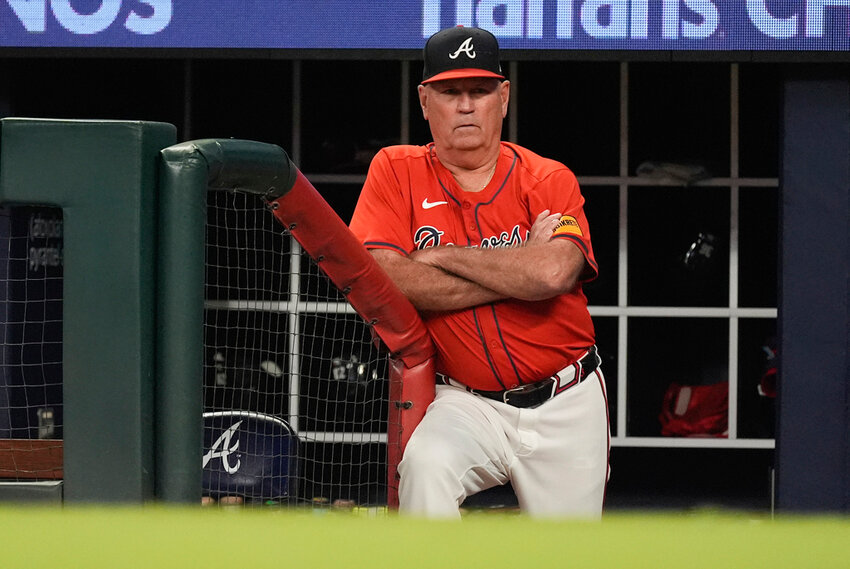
left=349, top=142, right=598, bottom=391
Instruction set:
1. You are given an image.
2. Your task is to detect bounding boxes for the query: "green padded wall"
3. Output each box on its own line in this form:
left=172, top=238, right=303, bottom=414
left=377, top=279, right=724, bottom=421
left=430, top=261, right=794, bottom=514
left=0, top=118, right=176, bottom=502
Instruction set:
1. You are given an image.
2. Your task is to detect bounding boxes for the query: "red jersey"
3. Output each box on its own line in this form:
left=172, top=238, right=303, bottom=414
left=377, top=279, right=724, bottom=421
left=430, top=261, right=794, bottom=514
left=349, top=142, right=597, bottom=391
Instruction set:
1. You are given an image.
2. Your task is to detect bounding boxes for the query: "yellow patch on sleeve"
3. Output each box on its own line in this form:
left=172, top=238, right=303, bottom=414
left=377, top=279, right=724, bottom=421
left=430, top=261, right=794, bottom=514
left=552, top=215, right=583, bottom=237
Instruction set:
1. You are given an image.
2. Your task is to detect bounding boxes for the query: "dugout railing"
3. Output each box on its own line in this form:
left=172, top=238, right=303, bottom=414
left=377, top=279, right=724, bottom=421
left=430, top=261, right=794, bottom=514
left=0, top=119, right=434, bottom=506
left=159, top=138, right=436, bottom=506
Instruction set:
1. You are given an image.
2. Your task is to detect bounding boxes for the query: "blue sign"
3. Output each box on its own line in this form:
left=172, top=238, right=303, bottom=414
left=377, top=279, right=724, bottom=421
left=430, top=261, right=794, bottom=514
left=1, top=1, right=849, bottom=51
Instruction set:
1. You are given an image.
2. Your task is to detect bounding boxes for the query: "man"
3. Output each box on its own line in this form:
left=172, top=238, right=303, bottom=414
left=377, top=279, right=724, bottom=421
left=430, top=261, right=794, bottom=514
left=349, top=26, right=609, bottom=518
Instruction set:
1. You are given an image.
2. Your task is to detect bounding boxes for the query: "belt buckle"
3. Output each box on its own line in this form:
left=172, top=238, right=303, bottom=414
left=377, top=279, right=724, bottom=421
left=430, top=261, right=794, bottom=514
left=502, top=379, right=556, bottom=407
left=501, top=383, right=530, bottom=406
left=501, top=385, right=521, bottom=406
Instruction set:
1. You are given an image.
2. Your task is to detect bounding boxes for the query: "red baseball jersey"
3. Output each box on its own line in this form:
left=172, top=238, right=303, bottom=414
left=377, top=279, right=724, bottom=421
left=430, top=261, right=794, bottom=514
left=349, top=142, right=597, bottom=391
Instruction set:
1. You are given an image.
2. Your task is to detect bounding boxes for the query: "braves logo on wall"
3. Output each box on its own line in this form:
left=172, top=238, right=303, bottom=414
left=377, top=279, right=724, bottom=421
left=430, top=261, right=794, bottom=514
left=202, top=420, right=242, bottom=474
left=202, top=411, right=298, bottom=502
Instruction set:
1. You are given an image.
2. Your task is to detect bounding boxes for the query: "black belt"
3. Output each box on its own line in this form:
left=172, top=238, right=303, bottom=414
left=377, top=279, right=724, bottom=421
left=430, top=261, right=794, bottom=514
left=436, top=345, right=600, bottom=409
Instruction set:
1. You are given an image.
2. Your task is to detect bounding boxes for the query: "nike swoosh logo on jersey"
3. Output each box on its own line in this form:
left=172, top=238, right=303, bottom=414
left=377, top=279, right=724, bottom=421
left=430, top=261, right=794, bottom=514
left=422, top=198, right=448, bottom=209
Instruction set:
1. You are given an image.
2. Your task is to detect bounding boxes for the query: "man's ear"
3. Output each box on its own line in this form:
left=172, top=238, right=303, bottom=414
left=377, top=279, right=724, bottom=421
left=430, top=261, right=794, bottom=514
left=418, top=84, right=429, bottom=120
left=500, top=80, right=511, bottom=118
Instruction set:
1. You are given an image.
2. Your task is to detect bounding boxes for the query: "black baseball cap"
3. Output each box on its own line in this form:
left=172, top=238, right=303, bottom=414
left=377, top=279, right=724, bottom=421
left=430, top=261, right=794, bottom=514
left=421, top=26, right=504, bottom=84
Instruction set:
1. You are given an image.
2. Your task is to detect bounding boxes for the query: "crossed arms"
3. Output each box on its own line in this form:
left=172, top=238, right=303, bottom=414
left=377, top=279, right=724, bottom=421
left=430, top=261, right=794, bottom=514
left=370, top=210, right=588, bottom=312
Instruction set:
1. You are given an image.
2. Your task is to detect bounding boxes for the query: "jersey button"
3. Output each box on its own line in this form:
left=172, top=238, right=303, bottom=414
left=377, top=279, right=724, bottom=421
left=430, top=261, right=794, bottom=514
left=462, top=201, right=471, bottom=210
left=510, top=383, right=519, bottom=389
left=469, top=225, right=476, bottom=232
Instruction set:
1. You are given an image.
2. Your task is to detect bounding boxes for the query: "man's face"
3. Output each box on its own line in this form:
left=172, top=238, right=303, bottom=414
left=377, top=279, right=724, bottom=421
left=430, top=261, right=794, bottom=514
left=418, top=77, right=510, bottom=153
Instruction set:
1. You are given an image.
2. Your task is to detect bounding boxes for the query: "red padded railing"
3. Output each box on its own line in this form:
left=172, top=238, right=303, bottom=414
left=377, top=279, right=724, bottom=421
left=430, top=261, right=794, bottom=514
left=267, top=170, right=436, bottom=508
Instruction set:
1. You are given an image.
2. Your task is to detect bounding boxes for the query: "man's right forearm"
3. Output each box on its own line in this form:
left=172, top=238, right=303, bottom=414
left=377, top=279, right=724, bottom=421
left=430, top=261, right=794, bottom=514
left=370, top=249, right=504, bottom=311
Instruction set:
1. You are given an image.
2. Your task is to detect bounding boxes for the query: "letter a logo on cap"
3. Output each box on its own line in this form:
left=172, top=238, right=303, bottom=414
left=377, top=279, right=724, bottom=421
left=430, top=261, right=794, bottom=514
left=422, top=27, right=503, bottom=84
left=448, top=37, right=476, bottom=60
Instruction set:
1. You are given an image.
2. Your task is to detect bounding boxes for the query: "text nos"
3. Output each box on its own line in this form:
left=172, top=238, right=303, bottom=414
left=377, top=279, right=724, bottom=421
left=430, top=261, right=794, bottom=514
left=5, top=0, right=171, bottom=35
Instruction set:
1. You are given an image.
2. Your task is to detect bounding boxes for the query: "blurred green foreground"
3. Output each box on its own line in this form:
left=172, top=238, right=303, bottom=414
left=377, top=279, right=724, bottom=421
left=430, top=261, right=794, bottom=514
left=2, top=506, right=848, bottom=569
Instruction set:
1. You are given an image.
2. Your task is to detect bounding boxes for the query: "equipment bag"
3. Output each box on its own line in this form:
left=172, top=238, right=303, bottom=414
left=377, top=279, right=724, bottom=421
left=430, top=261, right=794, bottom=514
left=659, top=381, right=728, bottom=437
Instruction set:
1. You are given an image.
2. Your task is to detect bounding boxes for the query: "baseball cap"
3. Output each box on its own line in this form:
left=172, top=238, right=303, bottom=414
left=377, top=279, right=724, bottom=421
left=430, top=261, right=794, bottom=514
left=421, top=26, right=504, bottom=84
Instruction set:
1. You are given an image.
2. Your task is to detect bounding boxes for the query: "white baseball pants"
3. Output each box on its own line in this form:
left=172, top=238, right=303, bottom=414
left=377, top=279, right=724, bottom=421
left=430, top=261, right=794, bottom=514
left=397, top=367, right=610, bottom=519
